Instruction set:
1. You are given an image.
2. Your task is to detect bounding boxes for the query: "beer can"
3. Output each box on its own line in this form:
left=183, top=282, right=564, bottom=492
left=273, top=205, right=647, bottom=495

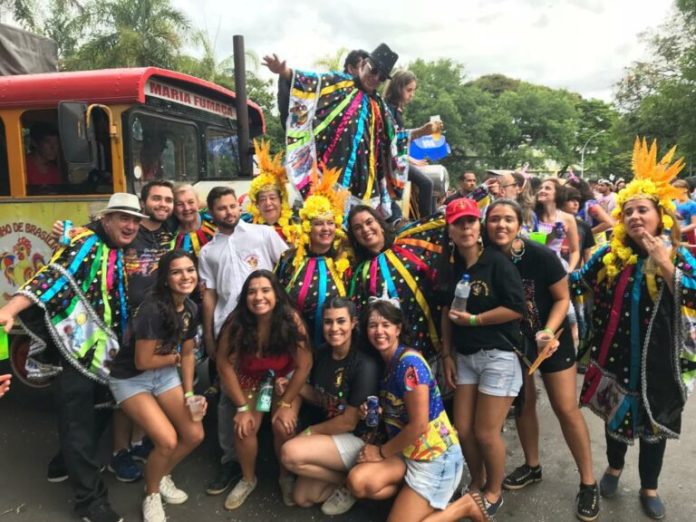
left=366, top=395, right=380, bottom=427
left=60, top=220, right=73, bottom=246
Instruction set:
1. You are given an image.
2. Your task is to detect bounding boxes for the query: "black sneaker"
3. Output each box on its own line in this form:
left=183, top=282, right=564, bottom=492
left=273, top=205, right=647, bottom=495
left=47, top=453, right=68, bottom=483
left=80, top=502, right=123, bottom=522
left=205, top=461, right=242, bottom=495
left=576, top=482, right=600, bottom=521
left=129, top=438, right=154, bottom=463
left=107, top=449, right=143, bottom=482
left=502, top=464, right=542, bottom=490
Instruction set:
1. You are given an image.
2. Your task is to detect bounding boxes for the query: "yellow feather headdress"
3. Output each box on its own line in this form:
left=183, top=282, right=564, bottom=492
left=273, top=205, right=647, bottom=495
left=602, top=137, right=685, bottom=278
left=248, top=140, right=294, bottom=236
left=293, top=164, right=351, bottom=275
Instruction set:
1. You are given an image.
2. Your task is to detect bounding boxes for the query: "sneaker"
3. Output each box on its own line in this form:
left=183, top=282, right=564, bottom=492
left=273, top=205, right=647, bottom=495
left=224, top=477, right=257, bottom=510
left=482, top=493, right=504, bottom=518
left=47, top=453, right=68, bottom=483
left=321, top=486, right=356, bottom=516
left=80, top=502, right=123, bottom=522
left=129, top=438, right=154, bottom=463
left=142, top=493, right=166, bottom=522
left=206, top=461, right=242, bottom=495
left=159, top=474, right=188, bottom=504
left=502, top=463, right=542, bottom=490
left=108, top=449, right=143, bottom=482
left=278, top=475, right=296, bottom=507
left=576, top=483, right=600, bottom=521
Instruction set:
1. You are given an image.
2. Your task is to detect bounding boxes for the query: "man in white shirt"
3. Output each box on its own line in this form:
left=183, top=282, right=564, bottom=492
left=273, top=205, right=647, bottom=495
left=198, top=186, right=288, bottom=496
left=596, top=179, right=617, bottom=214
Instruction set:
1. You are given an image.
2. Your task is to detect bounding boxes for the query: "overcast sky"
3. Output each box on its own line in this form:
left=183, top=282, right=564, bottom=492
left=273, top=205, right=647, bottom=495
left=173, top=0, right=675, bottom=102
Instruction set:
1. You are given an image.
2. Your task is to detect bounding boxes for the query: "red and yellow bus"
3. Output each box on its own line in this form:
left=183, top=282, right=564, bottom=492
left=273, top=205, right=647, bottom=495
left=0, top=67, right=264, bottom=383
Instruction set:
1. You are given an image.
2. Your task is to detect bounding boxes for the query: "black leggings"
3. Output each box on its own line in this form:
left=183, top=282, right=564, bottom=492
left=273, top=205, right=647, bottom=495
left=605, top=430, right=666, bottom=490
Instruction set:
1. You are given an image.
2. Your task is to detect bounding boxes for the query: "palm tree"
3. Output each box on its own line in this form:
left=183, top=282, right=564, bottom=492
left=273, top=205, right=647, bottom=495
left=313, top=47, right=348, bottom=72
left=68, top=0, right=189, bottom=70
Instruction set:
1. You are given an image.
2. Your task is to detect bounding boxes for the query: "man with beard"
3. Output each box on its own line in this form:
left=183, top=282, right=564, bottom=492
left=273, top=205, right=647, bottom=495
left=0, top=193, right=147, bottom=522
left=198, top=186, right=288, bottom=497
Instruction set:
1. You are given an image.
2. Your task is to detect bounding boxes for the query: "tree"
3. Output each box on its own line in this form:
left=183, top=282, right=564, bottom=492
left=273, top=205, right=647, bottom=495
left=65, top=0, right=189, bottom=70
left=314, top=47, right=348, bottom=72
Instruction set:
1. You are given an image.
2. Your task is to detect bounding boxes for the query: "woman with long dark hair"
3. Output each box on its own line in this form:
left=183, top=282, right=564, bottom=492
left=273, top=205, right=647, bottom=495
left=108, top=250, right=205, bottom=522
left=483, top=199, right=599, bottom=521
left=534, top=178, right=581, bottom=272
left=216, top=270, right=312, bottom=510
left=383, top=70, right=441, bottom=216
left=280, top=297, right=379, bottom=515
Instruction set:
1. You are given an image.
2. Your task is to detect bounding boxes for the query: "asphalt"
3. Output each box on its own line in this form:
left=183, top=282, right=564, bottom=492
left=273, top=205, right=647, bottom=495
left=1, top=360, right=695, bottom=521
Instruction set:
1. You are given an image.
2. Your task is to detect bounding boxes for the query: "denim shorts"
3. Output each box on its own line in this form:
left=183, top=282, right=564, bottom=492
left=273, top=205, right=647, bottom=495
left=109, top=366, right=181, bottom=404
left=455, top=349, right=522, bottom=397
left=331, top=432, right=366, bottom=469
left=404, top=443, right=464, bottom=510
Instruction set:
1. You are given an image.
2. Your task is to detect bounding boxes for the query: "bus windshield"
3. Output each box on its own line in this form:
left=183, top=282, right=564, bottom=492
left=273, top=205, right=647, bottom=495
left=205, top=127, right=240, bottom=179
left=128, top=112, right=198, bottom=184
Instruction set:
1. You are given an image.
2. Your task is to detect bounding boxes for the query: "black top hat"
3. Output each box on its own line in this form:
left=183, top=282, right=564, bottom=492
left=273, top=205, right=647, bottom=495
left=368, top=43, right=398, bottom=79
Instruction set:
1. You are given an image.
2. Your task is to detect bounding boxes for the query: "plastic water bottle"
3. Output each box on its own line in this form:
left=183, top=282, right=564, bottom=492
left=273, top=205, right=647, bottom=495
left=255, top=370, right=275, bottom=413
left=450, top=274, right=471, bottom=313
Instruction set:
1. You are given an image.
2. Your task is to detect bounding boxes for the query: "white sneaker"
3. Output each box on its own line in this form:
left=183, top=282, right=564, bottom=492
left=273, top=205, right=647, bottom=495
left=278, top=475, right=296, bottom=507
left=321, top=486, right=356, bottom=515
left=159, top=474, right=188, bottom=504
left=142, top=493, right=166, bottom=522
left=224, top=477, right=257, bottom=510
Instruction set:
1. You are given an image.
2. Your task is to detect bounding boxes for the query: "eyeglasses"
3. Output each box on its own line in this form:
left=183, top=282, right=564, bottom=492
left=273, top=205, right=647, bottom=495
left=365, top=61, right=388, bottom=82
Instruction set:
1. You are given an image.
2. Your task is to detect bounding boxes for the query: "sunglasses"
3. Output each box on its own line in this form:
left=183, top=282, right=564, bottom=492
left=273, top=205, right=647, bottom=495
left=365, top=61, right=388, bottom=82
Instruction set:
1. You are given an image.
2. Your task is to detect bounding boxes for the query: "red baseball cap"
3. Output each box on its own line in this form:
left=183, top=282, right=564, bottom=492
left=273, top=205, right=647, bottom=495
left=445, top=197, right=480, bottom=224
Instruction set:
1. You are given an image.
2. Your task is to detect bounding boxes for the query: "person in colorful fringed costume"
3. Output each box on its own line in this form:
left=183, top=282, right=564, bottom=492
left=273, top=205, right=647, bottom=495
left=276, top=166, right=352, bottom=347
left=243, top=141, right=295, bottom=243
left=171, top=184, right=217, bottom=259
left=0, top=193, right=147, bottom=522
left=571, top=138, right=696, bottom=520
left=263, top=44, right=407, bottom=219
left=347, top=205, right=445, bottom=362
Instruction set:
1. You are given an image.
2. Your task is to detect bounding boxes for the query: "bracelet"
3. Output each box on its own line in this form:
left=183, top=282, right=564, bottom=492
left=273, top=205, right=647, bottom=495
left=237, top=403, right=250, bottom=413
left=378, top=445, right=386, bottom=459
left=277, top=400, right=293, bottom=409
left=303, top=427, right=312, bottom=436
left=184, top=391, right=194, bottom=399
left=469, top=314, right=478, bottom=326
left=542, top=327, right=554, bottom=335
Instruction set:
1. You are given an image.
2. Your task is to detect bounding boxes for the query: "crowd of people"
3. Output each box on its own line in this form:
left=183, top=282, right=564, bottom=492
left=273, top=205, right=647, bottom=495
left=1, top=41, right=695, bottom=522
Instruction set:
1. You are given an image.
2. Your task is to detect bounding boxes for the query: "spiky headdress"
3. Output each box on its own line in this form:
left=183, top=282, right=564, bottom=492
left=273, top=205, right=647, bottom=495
left=248, top=140, right=293, bottom=235
left=602, top=137, right=685, bottom=278
left=293, top=165, right=350, bottom=275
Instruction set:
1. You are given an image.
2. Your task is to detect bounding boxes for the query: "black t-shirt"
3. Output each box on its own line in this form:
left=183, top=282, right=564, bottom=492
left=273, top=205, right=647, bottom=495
left=577, top=218, right=596, bottom=252
left=513, top=239, right=572, bottom=349
left=123, top=225, right=174, bottom=308
left=439, top=248, right=525, bottom=355
left=110, top=298, right=198, bottom=379
left=308, top=345, right=380, bottom=437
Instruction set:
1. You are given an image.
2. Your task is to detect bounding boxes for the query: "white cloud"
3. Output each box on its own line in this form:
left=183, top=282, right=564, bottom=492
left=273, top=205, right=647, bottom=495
left=173, top=0, right=675, bottom=101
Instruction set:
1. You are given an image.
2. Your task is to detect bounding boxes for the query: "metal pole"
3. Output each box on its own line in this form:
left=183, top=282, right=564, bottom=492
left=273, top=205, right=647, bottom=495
left=579, top=129, right=605, bottom=178
left=233, top=35, right=252, bottom=177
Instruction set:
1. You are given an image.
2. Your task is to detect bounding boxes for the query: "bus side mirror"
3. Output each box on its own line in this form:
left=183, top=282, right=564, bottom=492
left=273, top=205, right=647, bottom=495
left=58, top=101, right=96, bottom=167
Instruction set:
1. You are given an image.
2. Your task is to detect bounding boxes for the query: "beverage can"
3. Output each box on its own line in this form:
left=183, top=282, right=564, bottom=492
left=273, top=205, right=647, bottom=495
left=60, top=220, right=73, bottom=246
left=366, top=395, right=380, bottom=427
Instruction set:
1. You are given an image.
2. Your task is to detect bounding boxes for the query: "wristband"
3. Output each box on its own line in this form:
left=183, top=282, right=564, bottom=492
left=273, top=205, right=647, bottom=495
left=277, top=400, right=292, bottom=409
left=303, top=427, right=312, bottom=436
left=542, top=327, right=554, bottom=335
left=469, top=314, right=478, bottom=326
left=237, top=403, right=250, bottom=413
left=378, top=445, right=386, bottom=459
left=184, top=391, right=194, bottom=399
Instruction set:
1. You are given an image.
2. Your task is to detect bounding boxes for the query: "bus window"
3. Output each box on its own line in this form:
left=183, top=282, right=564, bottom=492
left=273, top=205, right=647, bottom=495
left=129, top=113, right=198, bottom=187
left=22, top=109, right=112, bottom=195
left=205, top=127, right=240, bottom=179
left=0, top=119, right=8, bottom=196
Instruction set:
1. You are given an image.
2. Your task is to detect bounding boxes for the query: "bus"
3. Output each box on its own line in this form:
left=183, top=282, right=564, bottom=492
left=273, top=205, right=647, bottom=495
left=0, top=66, right=265, bottom=384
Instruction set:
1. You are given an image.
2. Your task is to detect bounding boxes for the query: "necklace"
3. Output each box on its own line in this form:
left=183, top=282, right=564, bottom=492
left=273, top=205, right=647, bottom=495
left=510, top=238, right=525, bottom=264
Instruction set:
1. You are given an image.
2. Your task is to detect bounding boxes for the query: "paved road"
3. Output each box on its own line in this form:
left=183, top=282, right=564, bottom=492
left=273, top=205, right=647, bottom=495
left=1, top=360, right=695, bottom=521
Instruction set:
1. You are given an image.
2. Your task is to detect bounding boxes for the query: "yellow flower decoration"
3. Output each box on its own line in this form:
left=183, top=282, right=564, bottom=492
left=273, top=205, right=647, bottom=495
left=292, top=164, right=351, bottom=276
left=248, top=140, right=294, bottom=239
left=603, top=137, right=685, bottom=279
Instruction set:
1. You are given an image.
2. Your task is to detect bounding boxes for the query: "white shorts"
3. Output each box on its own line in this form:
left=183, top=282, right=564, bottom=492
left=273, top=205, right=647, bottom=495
left=455, top=350, right=522, bottom=397
left=331, top=432, right=366, bottom=469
